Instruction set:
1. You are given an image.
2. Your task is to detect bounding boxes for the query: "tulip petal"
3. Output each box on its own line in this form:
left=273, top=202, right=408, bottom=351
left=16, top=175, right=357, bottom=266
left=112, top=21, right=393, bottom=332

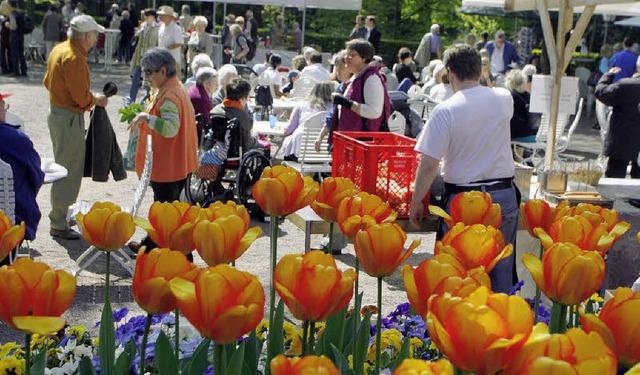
left=12, top=316, right=66, bottom=335
left=522, top=253, right=545, bottom=292
left=0, top=222, right=25, bottom=259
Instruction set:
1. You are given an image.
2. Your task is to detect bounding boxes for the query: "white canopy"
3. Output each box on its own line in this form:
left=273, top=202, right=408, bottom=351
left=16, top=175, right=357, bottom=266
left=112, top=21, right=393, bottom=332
left=615, top=15, right=640, bottom=25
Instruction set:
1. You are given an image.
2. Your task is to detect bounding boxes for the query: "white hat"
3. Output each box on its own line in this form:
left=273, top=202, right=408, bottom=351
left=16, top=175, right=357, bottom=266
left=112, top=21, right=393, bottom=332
left=70, top=15, right=105, bottom=33
left=157, top=5, right=178, bottom=19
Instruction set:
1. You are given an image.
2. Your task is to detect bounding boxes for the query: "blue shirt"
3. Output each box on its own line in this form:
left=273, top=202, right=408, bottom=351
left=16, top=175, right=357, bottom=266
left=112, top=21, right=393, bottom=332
left=611, top=49, right=638, bottom=82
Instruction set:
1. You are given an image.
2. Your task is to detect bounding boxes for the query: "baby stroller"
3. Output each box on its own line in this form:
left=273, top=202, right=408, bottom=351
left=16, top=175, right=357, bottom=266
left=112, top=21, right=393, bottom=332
left=185, top=113, right=271, bottom=219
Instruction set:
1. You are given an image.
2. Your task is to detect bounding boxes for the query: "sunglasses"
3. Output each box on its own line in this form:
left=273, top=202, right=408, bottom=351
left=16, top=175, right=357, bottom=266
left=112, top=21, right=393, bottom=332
left=143, top=69, right=160, bottom=76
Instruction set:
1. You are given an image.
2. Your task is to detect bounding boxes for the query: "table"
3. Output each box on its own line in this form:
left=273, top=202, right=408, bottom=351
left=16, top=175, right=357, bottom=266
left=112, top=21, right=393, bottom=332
left=253, top=121, right=288, bottom=137
left=249, top=98, right=302, bottom=111
left=42, top=160, right=67, bottom=184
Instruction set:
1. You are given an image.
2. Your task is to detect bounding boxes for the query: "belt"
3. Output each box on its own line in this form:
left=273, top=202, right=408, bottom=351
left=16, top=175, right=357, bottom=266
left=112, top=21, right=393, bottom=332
left=444, top=177, right=514, bottom=194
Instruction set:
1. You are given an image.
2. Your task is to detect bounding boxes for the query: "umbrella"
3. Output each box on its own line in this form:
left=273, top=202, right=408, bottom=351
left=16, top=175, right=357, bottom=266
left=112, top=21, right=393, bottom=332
left=615, top=16, right=640, bottom=26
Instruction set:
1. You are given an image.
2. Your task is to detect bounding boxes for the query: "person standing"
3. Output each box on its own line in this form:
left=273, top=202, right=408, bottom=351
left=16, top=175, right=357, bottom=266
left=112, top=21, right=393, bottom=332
left=610, top=37, right=638, bottom=83
left=415, top=24, right=442, bottom=68
left=0, top=15, right=10, bottom=74
left=409, top=44, right=518, bottom=294
left=230, top=24, right=249, bottom=64
left=270, top=14, right=287, bottom=49
left=349, top=15, right=366, bottom=40
left=594, top=62, right=640, bottom=178
left=365, top=16, right=381, bottom=55
left=126, top=8, right=158, bottom=105
left=244, top=10, right=258, bottom=43
left=157, top=6, right=184, bottom=80
left=118, top=10, right=135, bottom=64
left=8, top=0, right=26, bottom=76
left=44, top=15, right=108, bottom=240
left=42, top=4, right=64, bottom=61
left=485, top=30, right=519, bottom=75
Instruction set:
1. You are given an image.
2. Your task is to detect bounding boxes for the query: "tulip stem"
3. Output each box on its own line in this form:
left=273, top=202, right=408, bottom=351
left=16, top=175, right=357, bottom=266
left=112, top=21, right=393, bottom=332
left=139, top=313, right=153, bottom=374
left=302, top=320, right=309, bottom=355
left=269, top=216, right=278, bottom=328
left=550, top=303, right=567, bottom=334
left=174, top=308, right=180, bottom=363
left=374, top=277, right=382, bottom=375
left=328, top=223, right=334, bottom=254
left=533, top=243, right=543, bottom=323
left=308, top=320, right=316, bottom=354
left=213, top=343, right=226, bottom=375
left=24, top=333, right=31, bottom=375
left=353, top=259, right=360, bottom=361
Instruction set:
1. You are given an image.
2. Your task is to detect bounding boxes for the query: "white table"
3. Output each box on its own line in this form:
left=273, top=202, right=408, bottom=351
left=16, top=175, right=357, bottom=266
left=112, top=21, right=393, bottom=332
left=253, top=121, right=288, bottom=137
left=42, top=160, right=68, bottom=184
left=249, top=98, right=302, bottom=111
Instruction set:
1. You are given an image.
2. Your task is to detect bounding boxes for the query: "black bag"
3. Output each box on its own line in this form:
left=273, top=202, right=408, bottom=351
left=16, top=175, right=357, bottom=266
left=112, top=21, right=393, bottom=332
left=236, top=34, right=256, bottom=61
left=255, top=84, right=273, bottom=107
left=587, top=71, right=603, bottom=87
left=21, top=13, right=34, bottom=34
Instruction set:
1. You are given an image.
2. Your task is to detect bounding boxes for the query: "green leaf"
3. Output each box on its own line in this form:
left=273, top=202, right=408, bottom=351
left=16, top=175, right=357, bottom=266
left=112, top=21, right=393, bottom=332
left=99, top=300, right=116, bottom=375
left=353, top=309, right=371, bottom=375
left=226, top=342, right=245, bottom=374
left=114, top=339, right=136, bottom=375
left=316, top=306, right=347, bottom=356
left=29, top=347, right=47, bottom=375
left=391, top=336, right=411, bottom=371
left=154, top=331, right=179, bottom=375
left=118, top=103, right=144, bottom=123
left=79, top=356, right=98, bottom=375
left=184, top=338, right=211, bottom=375
left=242, top=330, right=263, bottom=375
left=330, top=343, right=355, bottom=375
left=224, top=342, right=237, bottom=366
left=266, top=300, right=285, bottom=373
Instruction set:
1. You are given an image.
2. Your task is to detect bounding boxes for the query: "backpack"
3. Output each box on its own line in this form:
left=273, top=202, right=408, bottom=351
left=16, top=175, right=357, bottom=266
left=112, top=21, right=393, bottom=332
left=255, top=84, right=273, bottom=120
left=236, top=34, right=257, bottom=61
left=21, top=13, right=34, bottom=34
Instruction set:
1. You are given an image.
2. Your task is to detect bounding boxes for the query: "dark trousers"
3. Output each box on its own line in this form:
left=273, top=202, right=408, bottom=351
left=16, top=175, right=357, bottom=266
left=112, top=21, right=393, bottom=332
left=150, top=178, right=186, bottom=203
left=0, top=44, right=9, bottom=73
left=605, top=158, right=640, bottom=178
left=9, top=35, right=26, bottom=75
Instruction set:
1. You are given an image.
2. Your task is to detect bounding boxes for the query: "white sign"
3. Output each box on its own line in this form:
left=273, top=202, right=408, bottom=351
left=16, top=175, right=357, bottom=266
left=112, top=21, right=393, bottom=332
left=529, top=75, right=579, bottom=115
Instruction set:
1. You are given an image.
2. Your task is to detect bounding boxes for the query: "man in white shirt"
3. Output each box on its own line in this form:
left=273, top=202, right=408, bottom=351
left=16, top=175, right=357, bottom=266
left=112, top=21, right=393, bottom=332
left=298, top=52, right=331, bottom=82
left=157, top=6, right=184, bottom=79
left=409, top=44, right=519, bottom=294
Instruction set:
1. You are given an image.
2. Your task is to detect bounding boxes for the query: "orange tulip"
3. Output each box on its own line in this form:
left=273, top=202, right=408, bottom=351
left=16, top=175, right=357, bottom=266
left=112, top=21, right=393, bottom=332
left=169, top=264, right=264, bottom=344
left=393, top=358, right=454, bottom=375
left=197, top=201, right=250, bottom=230
left=193, top=216, right=262, bottom=265
left=75, top=202, right=135, bottom=251
left=134, top=201, right=200, bottom=254
left=0, top=210, right=25, bottom=262
left=336, top=192, right=398, bottom=239
left=429, top=191, right=501, bottom=229
left=522, top=242, right=605, bottom=305
left=311, top=177, right=359, bottom=223
left=435, top=223, right=513, bottom=272
left=535, top=214, right=630, bottom=256
left=270, top=354, right=340, bottom=375
left=402, top=253, right=491, bottom=317
left=0, top=258, right=76, bottom=334
left=354, top=222, right=420, bottom=278
left=581, top=287, right=640, bottom=367
left=132, top=248, right=199, bottom=314
left=566, top=203, right=622, bottom=231
left=274, top=251, right=356, bottom=322
left=252, top=165, right=319, bottom=218
left=520, top=199, right=569, bottom=238
left=503, top=323, right=617, bottom=375
left=427, top=286, right=533, bottom=375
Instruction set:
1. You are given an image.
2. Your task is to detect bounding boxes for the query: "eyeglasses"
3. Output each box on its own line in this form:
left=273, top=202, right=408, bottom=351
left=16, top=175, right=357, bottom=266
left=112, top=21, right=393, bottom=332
left=143, top=69, right=159, bottom=76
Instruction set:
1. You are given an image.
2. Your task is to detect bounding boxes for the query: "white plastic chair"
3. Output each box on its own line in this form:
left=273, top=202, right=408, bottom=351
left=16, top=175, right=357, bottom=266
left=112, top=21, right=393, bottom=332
left=387, top=111, right=405, bottom=134
left=25, top=28, right=45, bottom=63
left=292, top=77, right=319, bottom=100
left=5, top=112, right=25, bottom=131
left=0, top=158, right=30, bottom=263
left=282, top=111, right=331, bottom=177
left=73, top=135, right=153, bottom=277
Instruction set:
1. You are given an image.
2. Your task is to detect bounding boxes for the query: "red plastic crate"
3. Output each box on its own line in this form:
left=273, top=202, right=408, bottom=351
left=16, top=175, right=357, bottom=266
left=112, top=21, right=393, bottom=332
left=332, top=131, right=426, bottom=218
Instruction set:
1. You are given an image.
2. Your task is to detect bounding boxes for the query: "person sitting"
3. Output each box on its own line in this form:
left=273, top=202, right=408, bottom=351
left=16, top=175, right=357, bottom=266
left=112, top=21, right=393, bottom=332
left=299, top=52, right=332, bottom=82
left=0, top=93, right=45, bottom=265
left=210, top=78, right=257, bottom=153
left=429, top=64, right=454, bottom=103
left=393, top=47, right=417, bottom=86
left=184, top=53, right=214, bottom=91
left=188, top=67, right=218, bottom=142
left=281, top=82, right=333, bottom=161
left=258, top=54, right=284, bottom=98
left=212, top=64, right=238, bottom=106
left=282, top=70, right=299, bottom=95
left=253, top=51, right=272, bottom=76
left=506, top=69, right=536, bottom=143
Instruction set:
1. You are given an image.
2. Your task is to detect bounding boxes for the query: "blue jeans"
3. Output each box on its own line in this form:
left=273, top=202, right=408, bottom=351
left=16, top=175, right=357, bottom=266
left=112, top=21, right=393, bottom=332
left=128, top=66, right=143, bottom=102
left=440, top=185, right=519, bottom=294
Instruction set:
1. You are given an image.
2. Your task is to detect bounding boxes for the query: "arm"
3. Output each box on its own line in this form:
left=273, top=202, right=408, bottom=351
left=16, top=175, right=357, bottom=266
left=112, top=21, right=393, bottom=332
left=285, top=106, right=302, bottom=136
left=129, top=99, right=180, bottom=138
left=63, top=56, right=101, bottom=110
left=409, top=154, right=440, bottom=228
left=235, top=36, right=249, bottom=59
left=594, top=68, right=620, bottom=106
left=351, top=74, right=384, bottom=119
left=315, top=126, right=330, bottom=152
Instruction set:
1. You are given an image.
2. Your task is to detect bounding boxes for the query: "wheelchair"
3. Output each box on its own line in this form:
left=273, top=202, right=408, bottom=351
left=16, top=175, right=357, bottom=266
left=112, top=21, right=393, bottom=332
left=185, top=113, right=271, bottom=219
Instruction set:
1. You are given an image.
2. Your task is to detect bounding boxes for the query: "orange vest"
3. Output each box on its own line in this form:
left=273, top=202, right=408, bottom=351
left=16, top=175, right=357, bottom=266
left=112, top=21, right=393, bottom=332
left=136, top=76, right=198, bottom=183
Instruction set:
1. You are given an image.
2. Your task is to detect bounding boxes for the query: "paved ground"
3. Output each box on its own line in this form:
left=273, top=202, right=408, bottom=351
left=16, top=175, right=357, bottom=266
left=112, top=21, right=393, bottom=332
left=0, top=60, right=605, bottom=344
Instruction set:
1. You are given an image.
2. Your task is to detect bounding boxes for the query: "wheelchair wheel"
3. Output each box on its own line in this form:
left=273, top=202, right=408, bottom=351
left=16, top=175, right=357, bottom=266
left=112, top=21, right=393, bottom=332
left=236, top=149, right=271, bottom=219
left=185, top=171, right=215, bottom=206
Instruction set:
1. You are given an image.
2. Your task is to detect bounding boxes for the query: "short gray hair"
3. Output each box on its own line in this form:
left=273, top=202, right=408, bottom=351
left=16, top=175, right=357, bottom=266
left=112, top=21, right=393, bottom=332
left=141, top=48, right=177, bottom=78
left=192, top=16, right=208, bottom=28
left=196, top=67, right=218, bottom=86
left=190, top=53, right=213, bottom=76
left=218, top=64, right=238, bottom=87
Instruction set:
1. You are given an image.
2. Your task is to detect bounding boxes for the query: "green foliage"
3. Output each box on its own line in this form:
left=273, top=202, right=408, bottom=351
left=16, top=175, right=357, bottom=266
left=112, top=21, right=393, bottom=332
left=99, top=300, right=115, bottom=375
left=114, top=340, right=136, bottom=375
left=266, top=300, right=285, bottom=375
left=183, top=338, right=211, bottom=375
left=154, top=332, right=178, bottom=375
left=458, top=14, right=503, bottom=37
left=390, top=336, right=411, bottom=372
left=30, top=347, right=47, bottom=375
left=79, top=357, right=98, bottom=375
left=353, top=308, right=371, bottom=375
left=118, top=103, right=144, bottom=124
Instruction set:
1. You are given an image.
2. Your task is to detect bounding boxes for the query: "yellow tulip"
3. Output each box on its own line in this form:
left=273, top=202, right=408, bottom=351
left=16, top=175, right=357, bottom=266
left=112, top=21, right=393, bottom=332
left=0, top=258, right=76, bottom=335
left=429, top=191, right=501, bottom=228
left=522, top=242, right=605, bottom=305
left=393, top=358, right=454, bottom=375
left=354, top=222, right=420, bottom=278
left=193, top=216, right=262, bottom=265
left=581, top=287, right=640, bottom=367
left=75, top=202, right=135, bottom=251
left=252, top=165, right=319, bottom=218
left=270, top=354, right=340, bottom=375
left=274, top=251, right=356, bottom=322
left=426, top=286, right=533, bottom=375
left=0, top=210, right=25, bottom=262
left=336, top=192, right=397, bottom=240
left=134, top=201, right=200, bottom=254
left=402, top=253, right=491, bottom=317
left=169, top=264, right=264, bottom=344
left=503, top=323, right=617, bottom=374
left=197, top=201, right=250, bottom=230
left=435, top=223, right=513, bottom=272
left=311, top=177, right=359, bottom=223
left=627, top=364, right=640, bottom=375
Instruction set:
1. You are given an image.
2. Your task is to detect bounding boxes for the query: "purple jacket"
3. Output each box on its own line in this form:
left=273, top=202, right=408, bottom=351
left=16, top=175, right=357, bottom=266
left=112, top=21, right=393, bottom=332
left=188, top=84, right=213, bottom=138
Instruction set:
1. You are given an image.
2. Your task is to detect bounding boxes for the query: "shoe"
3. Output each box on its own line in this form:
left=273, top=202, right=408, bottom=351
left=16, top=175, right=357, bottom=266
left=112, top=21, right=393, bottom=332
left=50, top=228, right=81, bottom=240
left=126, top=241, right=142, bottom=258
left=283, top=154, right=299, bottom=162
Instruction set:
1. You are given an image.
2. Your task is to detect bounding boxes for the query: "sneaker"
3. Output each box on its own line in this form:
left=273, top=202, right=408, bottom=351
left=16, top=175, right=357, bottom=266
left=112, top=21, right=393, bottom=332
left=283, top=154, right=299, bottom=162
left=123, top=96, right=133, bottom=106
left=50, top=228, right=81, bottom=240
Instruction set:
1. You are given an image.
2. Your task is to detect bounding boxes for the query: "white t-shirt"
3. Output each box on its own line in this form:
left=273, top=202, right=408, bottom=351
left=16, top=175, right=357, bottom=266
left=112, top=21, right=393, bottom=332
left=429, top=83, right=454, bottom=103
left=259, top=67, right=283, bottom=97
left=299, top=63, right=332, bottom=82
left=415, top=85, right=515, bottom=184
left=490, top=45, right=505, bottom=75
left=159, top=21, right=184, bottom=65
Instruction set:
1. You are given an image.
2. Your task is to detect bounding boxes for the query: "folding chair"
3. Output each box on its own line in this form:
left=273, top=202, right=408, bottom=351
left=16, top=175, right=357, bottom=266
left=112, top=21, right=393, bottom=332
left=387, top=111, right=405, bottom=134
left=73, top=135, right=153, bottom=277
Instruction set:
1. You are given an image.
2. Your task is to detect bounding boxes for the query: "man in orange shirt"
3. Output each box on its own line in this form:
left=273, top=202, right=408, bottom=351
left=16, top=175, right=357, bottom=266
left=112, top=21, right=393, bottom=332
left=44, top=14, right=108, bottom=240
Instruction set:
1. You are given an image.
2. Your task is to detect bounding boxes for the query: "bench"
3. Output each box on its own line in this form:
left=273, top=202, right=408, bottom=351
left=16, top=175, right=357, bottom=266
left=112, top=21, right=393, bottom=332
left=287, top=206, right=439, bottom=252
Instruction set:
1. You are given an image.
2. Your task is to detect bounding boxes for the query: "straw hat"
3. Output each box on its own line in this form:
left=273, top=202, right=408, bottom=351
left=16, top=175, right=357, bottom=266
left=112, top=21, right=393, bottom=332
left=157, top=5, right=178, bottom=19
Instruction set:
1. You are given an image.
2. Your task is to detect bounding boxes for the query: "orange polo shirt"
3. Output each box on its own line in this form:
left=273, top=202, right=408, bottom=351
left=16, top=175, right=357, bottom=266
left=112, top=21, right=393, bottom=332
left=43, top=39, right=96, bottom=112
